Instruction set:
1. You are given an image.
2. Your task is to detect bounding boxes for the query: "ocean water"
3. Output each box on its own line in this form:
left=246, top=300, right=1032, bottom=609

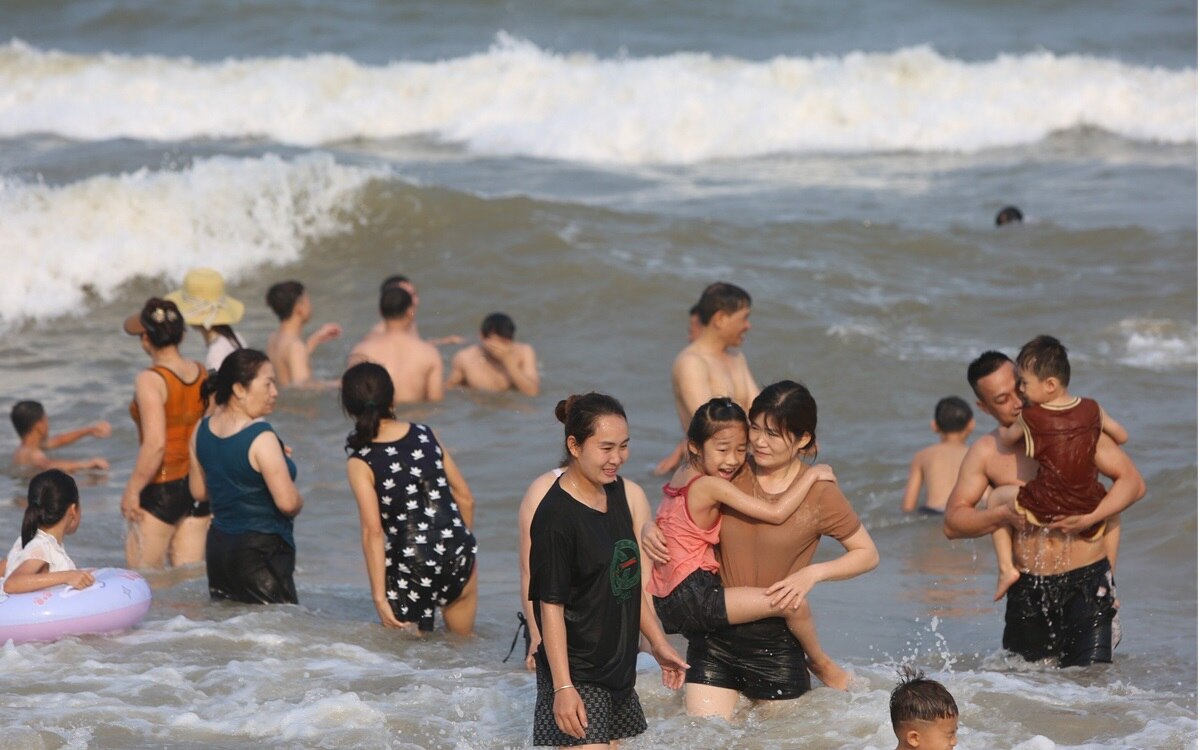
left=0, top=2, right=1195, bottom=748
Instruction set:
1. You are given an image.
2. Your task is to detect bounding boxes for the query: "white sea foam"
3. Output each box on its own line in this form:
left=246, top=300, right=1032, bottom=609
left=0, top=152, right=383, bottom=325
left=0, top=38, right=1193, bottom=164
left=1102, top=317, right=1197, bottom=370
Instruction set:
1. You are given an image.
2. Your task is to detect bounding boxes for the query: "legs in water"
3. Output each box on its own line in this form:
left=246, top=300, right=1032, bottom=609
left=723, top=586, right=849, bottom=689
left=987, top=484, right=1021, bottom=601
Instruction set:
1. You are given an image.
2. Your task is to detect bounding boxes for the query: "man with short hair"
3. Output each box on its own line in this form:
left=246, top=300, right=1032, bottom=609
left=943, top=351, right=1145, bottom=667
left=264, top=281, right=342, bottom=386
left=347, top=285, right=444, bottom=404
left=369, top=275, right=464, bottom=347
left=446, top=312, right=540, bottom=396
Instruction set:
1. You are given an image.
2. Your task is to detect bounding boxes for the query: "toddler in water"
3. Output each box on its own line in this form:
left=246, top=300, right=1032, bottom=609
left=648, top=397, right=848, bottom=688
left=890, top=666, right=959, bottom=749
left=2, top=469, right=94, bottom=594
left=10, top=400, right=110, bottom=474
left=988, top=335, right=1128, bottom=600
left=901, top=397, right=974, bottom=514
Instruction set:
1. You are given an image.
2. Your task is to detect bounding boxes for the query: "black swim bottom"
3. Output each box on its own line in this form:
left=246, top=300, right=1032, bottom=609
left=918, top=506, right=945, bottom=516
left=1003, top=558, right=1115, bottom=668
left=139, top=477, right=211, bottom=525
left=532, top=660, right=646, bottom=747
left=386, top=538, right=476, bottom=632
left=686, top=617, right=811, bottom=700
left=653, top=568, right=730, bottom=635
left=206, top=527, right=298, bottom=605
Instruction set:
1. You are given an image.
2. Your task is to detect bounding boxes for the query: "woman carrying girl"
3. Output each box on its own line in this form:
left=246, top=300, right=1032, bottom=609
left=528, top=393, right=687, bottom=749
left=342, top=362, right=478, bottom=634
left=189, top=349, right=303, bottom=604
left=2, top=470, right=93, bottom=594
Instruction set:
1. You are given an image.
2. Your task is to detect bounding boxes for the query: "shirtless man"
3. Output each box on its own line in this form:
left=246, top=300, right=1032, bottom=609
left=347, top=285, right=444, bottom=404
left=370, top=275, right=464, bottom=347
left=654, top=283, right=759, bottom=475
left=943, top=351, right=1145, bottom=667
left=264, top=281, right=342, bottom=386
left=447, top=312, right=540, bottom=396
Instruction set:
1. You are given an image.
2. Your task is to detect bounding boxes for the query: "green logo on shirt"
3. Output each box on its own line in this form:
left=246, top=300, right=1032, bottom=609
left=609, top=539, right=641, bottom=602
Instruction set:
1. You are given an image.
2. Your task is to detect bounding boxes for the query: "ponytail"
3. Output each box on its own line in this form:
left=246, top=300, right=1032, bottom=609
left=341, top=363, right=396, bottom=452
left=22, top=470, right=79, bottom=547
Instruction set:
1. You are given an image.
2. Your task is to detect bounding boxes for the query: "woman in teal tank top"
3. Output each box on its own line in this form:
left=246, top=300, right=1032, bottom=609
left=189, top=349, right=303, bottom=604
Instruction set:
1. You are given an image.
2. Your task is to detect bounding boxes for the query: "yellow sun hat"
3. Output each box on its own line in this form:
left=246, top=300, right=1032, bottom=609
left=164, top=268, right=245, bottom=327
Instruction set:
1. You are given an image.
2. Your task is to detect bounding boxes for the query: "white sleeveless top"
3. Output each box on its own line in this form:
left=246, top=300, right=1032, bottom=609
left=2, top=530, right=76, bottom=586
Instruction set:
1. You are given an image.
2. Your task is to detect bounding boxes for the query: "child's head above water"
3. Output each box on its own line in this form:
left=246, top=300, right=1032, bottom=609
left=686, top=398, right=749, bottom=480
left=1016, top=334, right=1071, bottom=405
left=933, top=397, right=973, bottom=436
left=11, top=400, right=46, bottom=440
left=22, top=469, right=81, bottom=547
left=890, top=666, right=959, bottom=749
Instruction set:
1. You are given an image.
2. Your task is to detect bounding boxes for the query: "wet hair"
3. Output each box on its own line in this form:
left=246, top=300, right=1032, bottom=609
left=201, top=348, right=270, bottom=408
left=380, top=274, right=410, bottom=293
left=555, top=393, right=626, bottom=462
left=966, top=351, right=1013, bottom=400
left=890, top=666, right=958, bottom=732
left=695, top=282, right=751, bottom=325
left=688, top=303, right=700, bottom=318
left=934, top=396, right=973, bottom=434
left=480, top=312, right=515, bottom=340
left=139, top=298, right=186, bottom=348
left=341, top=362, right=397, bottom=452
left=21, top=469, right=79, bottom=548
left=1017, top=334, right=1071, bottom=387
left=686, top=398, right=749, bottom=464
left=995, top=205, right=1023, bottom=226
left=749, top=380, right=817, bottom=454
left=266, top=281, right=305, bottom=321
left=379, top=285, right=414, bottom=320
left=209, top=324, right=242, bottom=352
left=11, top=400, right=46, bottom=438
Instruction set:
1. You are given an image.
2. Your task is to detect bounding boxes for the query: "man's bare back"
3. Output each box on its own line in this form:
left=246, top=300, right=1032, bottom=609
left=348, top=328, right=444, bottom=404
left=904, top=442, right=970, bottom=513
left=266, top=330, right=306, bottom=386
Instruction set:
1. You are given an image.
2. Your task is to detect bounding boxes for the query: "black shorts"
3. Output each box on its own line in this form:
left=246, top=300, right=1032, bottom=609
left=140, top=477, right=211, bottom=525
left=532, top=660, right=646, bottom=747
left=685, top=618, right=811, bottom=700
left=1003, top=559, right=1115, bottom=668
left=653, top=568, right=729, bottom=635
left=206, top=526, right=298, bottom=605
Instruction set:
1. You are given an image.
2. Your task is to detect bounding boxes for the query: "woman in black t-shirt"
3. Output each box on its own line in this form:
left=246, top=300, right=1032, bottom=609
left=528, top=393, right=687, bottom=748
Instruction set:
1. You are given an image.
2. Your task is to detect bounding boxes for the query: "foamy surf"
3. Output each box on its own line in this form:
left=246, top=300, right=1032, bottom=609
left=0, top=153, right=384, bottom=325
left=0, top=37, right=1193, bottom=164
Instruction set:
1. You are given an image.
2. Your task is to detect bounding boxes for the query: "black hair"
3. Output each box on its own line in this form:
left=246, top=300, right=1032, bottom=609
left=695, top=282, right=751, bottom=325
left=379, top=285, right=414, bottom=320
left=11, top=401, right=46, bottom=438
left=995, top=205, right=1023, bottom=226
left=480, top=312, right=516, bottom=339
left=266, top=281, right=305, bottom=321
left=209, top=324, right=242, bottom=352
left=966, top=351, right=1013, bottom=400
left=686, top=398, right=749, bottom=465
left=140, top=298, right=186, bottom=348
left=749, top=380, right=817, bottom=455
left=1017, top=334, right=1071, bottom=387
left=890, top=666, right=958, bottom=731
left=201, top=348, right=270, bottom=408
left=934, top=396, right=973, bottom=433
left=554, top=393, right=626, bottom=464
left=341, top=362, right=397, bottom=452
left=22, top=469, right=79, bottom=548
left=380, top=274, right=410, bottom=293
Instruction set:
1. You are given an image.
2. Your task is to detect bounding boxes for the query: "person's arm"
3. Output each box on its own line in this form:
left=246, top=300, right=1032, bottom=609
left=446, top=350, right=467, bottom=388
left=249, top=431, right=302, bottom=516
left=696, top=465, right=835, bottom=524
left=652, top=440, right=687, bottom=477
left=900, top=453, right=924, bottom=513
left=285, top=339, right=313, bottom=385
left=46, top=421, right=111, bottom=449
left=1049, top=434, right=1145, bottom=535
left=540, top=601, right=588, bottom=738
left=33, top=450, right=109, bottom=473
left=1098, top=405, right=1128, bottom=446
left=3, top=558, right=94, bottom=594
left=121, top=371, right=168, bottom=522
left=674, top=354, right=715, bottom=417
left=943, top=438, right=1023, bottom=539
left=187, top=428, right=207, bottom=503
left=481, top=338, right=540, bottom=396
left=514, top=345, right=541, bottom=397
left=346, top=457, right=409, bottom=629
left=305, top=322, right=342, bottom=354
left=518, top=471, right=559, bottom=670
left=764, top=524, right=879, bottom=610
left=437, top=436, right=473, bottom=529
left=626, top=480, right=688, bottom=690
left=425, top=351, right=445, bottom=402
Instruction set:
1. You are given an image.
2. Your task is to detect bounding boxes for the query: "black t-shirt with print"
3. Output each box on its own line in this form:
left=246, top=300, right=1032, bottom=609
left=529, top=476, right=642, bottom=694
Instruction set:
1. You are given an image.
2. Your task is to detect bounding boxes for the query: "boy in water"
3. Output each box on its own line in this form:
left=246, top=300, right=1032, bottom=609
left=890, top=667, right=959, bottom=749
left=988, top=335, right=1128, bottom=600
left=10, top=401, right=110, bottom=473
left=264, top=281, right=342, bottom=386
left=901, top=397, right=974, bottom=514
left=447, top=312, right=540, bottom=396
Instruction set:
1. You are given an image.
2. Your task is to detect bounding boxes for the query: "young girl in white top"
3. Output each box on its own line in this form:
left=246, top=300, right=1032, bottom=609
left=2, top=469, right=94, bottom=594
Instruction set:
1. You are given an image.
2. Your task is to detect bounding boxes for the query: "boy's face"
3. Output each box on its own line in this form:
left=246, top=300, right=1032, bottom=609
left=36, top=415, right=50, bottom=441
left=903, top=716, right=958, bottom=749
left=1017, top=365, right=1054, bottom=405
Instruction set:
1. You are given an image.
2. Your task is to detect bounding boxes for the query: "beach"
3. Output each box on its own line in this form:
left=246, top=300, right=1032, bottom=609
left=0, top=2, right=1196, bottom=748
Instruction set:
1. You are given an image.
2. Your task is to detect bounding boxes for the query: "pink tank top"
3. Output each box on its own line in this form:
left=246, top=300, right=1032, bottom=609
left=647, top=476, right=721, bottom=598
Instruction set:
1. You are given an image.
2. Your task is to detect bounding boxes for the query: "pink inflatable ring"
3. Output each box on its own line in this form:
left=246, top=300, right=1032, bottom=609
left=0, top=567, right=152, bottom=644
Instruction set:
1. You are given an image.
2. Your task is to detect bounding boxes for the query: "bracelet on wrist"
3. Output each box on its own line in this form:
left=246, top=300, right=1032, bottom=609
left=553, top=684, right=575, bottom=693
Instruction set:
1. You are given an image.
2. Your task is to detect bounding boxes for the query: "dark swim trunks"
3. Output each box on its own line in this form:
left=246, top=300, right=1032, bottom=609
left=686, top=617, right=811, bottom=700
left=1003, top=558, right=1115, bottom=668
left=206, top=527, right=298, bottom=605
left=139, top=476, right=211, bottom=525
left=918, top=505, right=945, bottom=516
left=653, top=568, right=729, bottom=635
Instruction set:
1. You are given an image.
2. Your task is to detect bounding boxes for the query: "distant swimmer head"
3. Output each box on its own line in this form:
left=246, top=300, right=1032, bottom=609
left=480, top=312, right=516, bottom=340
left=933, top=396, right=974, bottom=435
left=995, top=206, right=1023, bottom=226
left=379, top=285, right=414, bottom=321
